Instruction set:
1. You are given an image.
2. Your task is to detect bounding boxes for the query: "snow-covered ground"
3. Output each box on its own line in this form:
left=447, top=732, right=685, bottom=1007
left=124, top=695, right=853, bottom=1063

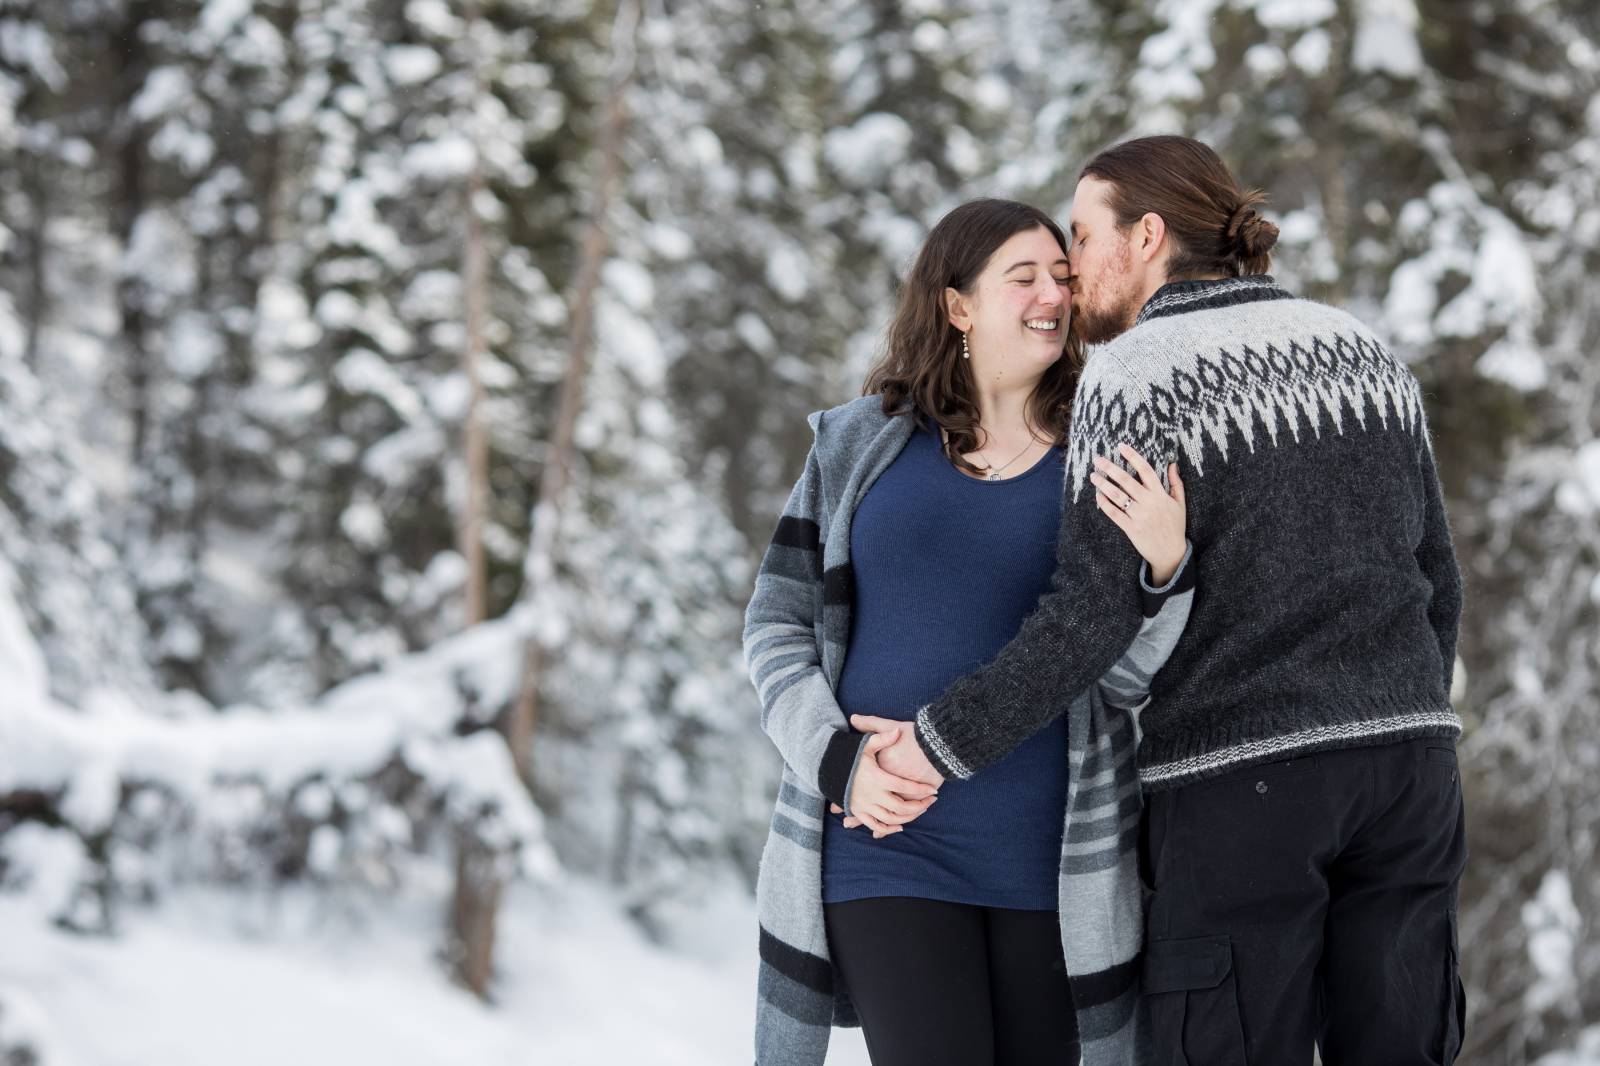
left=0, top=876, right=871, bottom=1065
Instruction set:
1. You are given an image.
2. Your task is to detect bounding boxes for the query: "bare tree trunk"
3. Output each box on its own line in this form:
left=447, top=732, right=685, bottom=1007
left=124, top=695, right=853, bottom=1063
left=113, top=0, right=156, bottom=466
left=446, top=0, right=500, bottom=1001
left=506, top=0, right=639, bottom=791
left=22, top=139, right=49, bottom=371
left=459, top=59, right=491, bottom=628
left=446, top=819, right=505, bottom=998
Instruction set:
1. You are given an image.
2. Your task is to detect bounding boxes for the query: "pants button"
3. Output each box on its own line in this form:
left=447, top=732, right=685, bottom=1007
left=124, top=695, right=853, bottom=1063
left=1255, top=780, right=1269, bottom=795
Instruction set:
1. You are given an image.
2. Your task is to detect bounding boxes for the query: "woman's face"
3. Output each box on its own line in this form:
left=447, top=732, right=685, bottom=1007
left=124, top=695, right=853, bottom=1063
left=949, top=225, right=1071, bottom=379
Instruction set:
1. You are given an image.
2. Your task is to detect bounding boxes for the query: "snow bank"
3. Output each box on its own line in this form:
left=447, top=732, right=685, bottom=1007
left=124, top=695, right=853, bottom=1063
left=1, top=561, right=556, bottom=930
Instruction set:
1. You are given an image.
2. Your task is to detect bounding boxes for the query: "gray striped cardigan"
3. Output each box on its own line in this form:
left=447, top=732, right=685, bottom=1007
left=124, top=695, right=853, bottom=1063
left=744, top=395, right=1194, bottom=1066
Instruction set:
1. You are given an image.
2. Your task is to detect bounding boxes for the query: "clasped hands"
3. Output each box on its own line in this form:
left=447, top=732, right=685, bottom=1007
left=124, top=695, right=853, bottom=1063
left=827, top=714, right=946, bottom=839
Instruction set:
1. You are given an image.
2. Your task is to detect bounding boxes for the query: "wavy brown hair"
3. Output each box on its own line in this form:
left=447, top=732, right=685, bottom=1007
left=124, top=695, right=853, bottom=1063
left=863, top=199, right=1084, bottom=476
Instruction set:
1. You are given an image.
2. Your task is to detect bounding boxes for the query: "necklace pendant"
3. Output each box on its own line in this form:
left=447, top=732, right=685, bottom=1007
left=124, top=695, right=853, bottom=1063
left=987, top=470, right=1001, bottom=481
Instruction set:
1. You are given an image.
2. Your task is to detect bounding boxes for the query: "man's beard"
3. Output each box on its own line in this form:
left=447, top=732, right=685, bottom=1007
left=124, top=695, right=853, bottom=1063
left=1071, top=291, right=1140, bottom=345
left=1071, top=237, right=1141, bottom=345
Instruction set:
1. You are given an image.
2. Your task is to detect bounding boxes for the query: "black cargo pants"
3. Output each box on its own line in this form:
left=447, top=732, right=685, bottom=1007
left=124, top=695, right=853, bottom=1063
left=1140, top=737, right=1468, bottom=1065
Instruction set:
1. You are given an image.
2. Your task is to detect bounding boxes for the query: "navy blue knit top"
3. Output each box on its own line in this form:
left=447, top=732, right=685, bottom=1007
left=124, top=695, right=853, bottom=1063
left=821, top=423, right=1068, bottom=909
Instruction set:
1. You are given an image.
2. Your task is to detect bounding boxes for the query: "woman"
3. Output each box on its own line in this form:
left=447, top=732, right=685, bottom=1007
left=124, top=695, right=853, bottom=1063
left=743, top=198, right=1193, bottom=1066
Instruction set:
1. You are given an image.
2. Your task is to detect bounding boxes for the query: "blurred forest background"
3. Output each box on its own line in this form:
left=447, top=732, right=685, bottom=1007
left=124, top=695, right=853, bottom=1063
left=0, top=0, right=1597, bottom=1062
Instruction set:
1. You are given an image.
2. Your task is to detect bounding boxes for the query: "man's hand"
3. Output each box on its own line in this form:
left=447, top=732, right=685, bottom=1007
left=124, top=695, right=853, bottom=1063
left=851, top=714, right=946, bottom=789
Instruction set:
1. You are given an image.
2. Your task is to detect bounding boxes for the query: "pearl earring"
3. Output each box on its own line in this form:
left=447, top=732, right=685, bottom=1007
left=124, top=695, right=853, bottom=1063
left=961, top=332, right=971, bottom=360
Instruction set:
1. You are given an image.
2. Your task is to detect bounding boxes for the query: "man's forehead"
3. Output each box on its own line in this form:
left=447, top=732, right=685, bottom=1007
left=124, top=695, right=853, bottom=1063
left=1071, top=182, right=1113, bottom=227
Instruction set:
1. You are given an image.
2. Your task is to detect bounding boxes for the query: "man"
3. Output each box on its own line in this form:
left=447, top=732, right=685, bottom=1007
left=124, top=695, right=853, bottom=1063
left=855, top=136, right=1466, bottom=1063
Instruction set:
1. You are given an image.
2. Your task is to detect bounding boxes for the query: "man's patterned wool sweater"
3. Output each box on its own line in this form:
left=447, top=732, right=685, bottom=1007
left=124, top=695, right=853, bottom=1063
left=914, top=274, right=1463, bottom=790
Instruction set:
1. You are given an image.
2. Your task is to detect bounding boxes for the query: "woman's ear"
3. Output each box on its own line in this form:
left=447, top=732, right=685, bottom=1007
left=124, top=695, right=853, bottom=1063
left=945, top=287, right=972, bottom=333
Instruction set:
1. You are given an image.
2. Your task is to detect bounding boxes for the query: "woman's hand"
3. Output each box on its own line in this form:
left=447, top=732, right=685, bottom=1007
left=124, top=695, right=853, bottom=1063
left=1090, top=444, right=1187, bottom=584
left=826, top=727, right=939, bottom=839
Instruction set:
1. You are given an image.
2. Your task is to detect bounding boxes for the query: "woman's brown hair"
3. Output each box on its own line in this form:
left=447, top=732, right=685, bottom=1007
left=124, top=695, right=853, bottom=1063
left=1079, top=135, right=1280, bottom=280
left=863, top=199, right=1084, bottom=475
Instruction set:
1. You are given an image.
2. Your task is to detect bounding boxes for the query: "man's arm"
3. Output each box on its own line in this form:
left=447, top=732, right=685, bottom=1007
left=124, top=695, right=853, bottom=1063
left=1415, top=428, right=1463, bottom=694
left=913, top=353, right=1174, bottom=780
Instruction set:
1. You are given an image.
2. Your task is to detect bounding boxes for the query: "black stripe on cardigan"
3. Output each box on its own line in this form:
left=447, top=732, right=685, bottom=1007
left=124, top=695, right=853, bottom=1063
left=818, top=729, right=861, bottom=806
left=1140, top=551, right=1198, bottom=618
left=822, top=562, right=853, bottom=607
left=758, top=924, right=834, bottom=996
left=1066, top=954, right=1141, bottom=1009
left=772, top=516, right=821, bottom=552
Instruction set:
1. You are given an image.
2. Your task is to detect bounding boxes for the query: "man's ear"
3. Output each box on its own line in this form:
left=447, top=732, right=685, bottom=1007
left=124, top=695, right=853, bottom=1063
left=1135, top=212, right=1168, bottom=264
left=945, top=287, right=973, bottom=333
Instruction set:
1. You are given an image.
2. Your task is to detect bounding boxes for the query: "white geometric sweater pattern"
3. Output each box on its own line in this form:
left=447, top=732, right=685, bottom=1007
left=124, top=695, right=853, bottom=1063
left=1065, top=281, right=1429, bottom=499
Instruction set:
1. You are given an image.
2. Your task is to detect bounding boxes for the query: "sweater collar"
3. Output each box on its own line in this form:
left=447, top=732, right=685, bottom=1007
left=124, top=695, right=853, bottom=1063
left=1134, top=274, right=1294, bottom=327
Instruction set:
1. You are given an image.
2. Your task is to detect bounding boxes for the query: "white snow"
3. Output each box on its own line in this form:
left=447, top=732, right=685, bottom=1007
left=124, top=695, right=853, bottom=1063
left=404, top=0, right=461, bottom=38
left=1289, top=29, right=1332, bottom=75
left=402, top=134, right=475, bottom=181
left=386, top=45, right=442, bottom=86
left=198, top=0, right=252, bottom=41
left=601, top=259, right=656, bottom=313
left=823, top=113, right=914, bottom=184
left=1476, top=340, right=1548, bottom=393
left=325, top=181, right=404, bottom=263
left=1523, top=868, right=1581, bottom=1014
left=339, top=497, right=388, bottom=548
left=1245, top=43, right=1288, bottom=79
left=128, top=67, right=192, bottom=122
left=1539, top=1026, right=1600, bottom=1066
left=766, top=240, right=812, bottom=302
left=333, top=348, right=425, bottom=422
left=1133, top=0, right=1222, bottom=105
left=735, top=312, right=777, bottom=355
left=1555, top=441, right=1600, bottom=517
left=167, top=312, right=223, bottom=379
left=1353, top=0, right=1424, bottom=78
left=0, top=559, right=49, bottom=700
left=0, top=878, right=872, bottom=1065
left=1240, top=0, right=1335, bottom=31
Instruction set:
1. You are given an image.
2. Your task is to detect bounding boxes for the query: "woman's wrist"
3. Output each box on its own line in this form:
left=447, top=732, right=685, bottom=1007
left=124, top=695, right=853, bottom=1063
left=1142, top=540, right=1193, bottom=592
left=1147, top=551, right=1183, bottom=587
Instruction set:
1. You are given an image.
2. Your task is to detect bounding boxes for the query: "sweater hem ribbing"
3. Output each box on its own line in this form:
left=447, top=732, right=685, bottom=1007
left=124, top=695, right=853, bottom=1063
left=1138, top=703, right=1461, bottom=792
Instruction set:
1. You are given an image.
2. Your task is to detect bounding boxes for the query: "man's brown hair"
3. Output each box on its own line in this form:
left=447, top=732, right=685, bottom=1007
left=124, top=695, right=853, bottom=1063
left=1080, top=135, right=1280, bottom=280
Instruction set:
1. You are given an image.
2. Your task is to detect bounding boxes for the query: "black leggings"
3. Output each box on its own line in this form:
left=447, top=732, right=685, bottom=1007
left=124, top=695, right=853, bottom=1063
left=823, top=897, right=1080, bottom=1066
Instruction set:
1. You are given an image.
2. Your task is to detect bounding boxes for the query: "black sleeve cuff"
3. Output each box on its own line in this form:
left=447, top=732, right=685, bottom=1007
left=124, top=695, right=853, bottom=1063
left=818, top=729, right=863, bottom=806
left=1139, top=540, right=1196, bottom=618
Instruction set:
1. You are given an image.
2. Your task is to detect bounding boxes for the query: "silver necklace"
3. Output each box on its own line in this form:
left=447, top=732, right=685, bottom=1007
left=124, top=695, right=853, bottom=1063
left=944, top=428, right=1041, bottom=481
left=979, top=438, right=1040, bottom=480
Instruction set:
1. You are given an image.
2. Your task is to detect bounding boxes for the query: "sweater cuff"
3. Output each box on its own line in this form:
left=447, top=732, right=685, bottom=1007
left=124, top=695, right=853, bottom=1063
left=1139, top=540, right=1196, bottom=617
left=818, top=729, right=864, bottom=807
left=913, top=708, right=974, bottom=781
left=838, top=734, right=874, bottom=817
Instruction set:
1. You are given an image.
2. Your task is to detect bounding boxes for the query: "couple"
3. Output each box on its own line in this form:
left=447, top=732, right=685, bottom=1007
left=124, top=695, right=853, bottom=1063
left=744, top=136, right=1466, bottom=1066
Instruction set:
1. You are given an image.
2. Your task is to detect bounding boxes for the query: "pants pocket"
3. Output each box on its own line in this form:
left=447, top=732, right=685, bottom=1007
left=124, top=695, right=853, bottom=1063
left=1143, top=935, right=1248, bottom=1066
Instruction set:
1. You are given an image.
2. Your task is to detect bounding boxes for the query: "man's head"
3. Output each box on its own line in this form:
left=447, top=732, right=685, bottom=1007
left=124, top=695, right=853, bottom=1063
left=1067, top=135, right=1280, bottom=344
